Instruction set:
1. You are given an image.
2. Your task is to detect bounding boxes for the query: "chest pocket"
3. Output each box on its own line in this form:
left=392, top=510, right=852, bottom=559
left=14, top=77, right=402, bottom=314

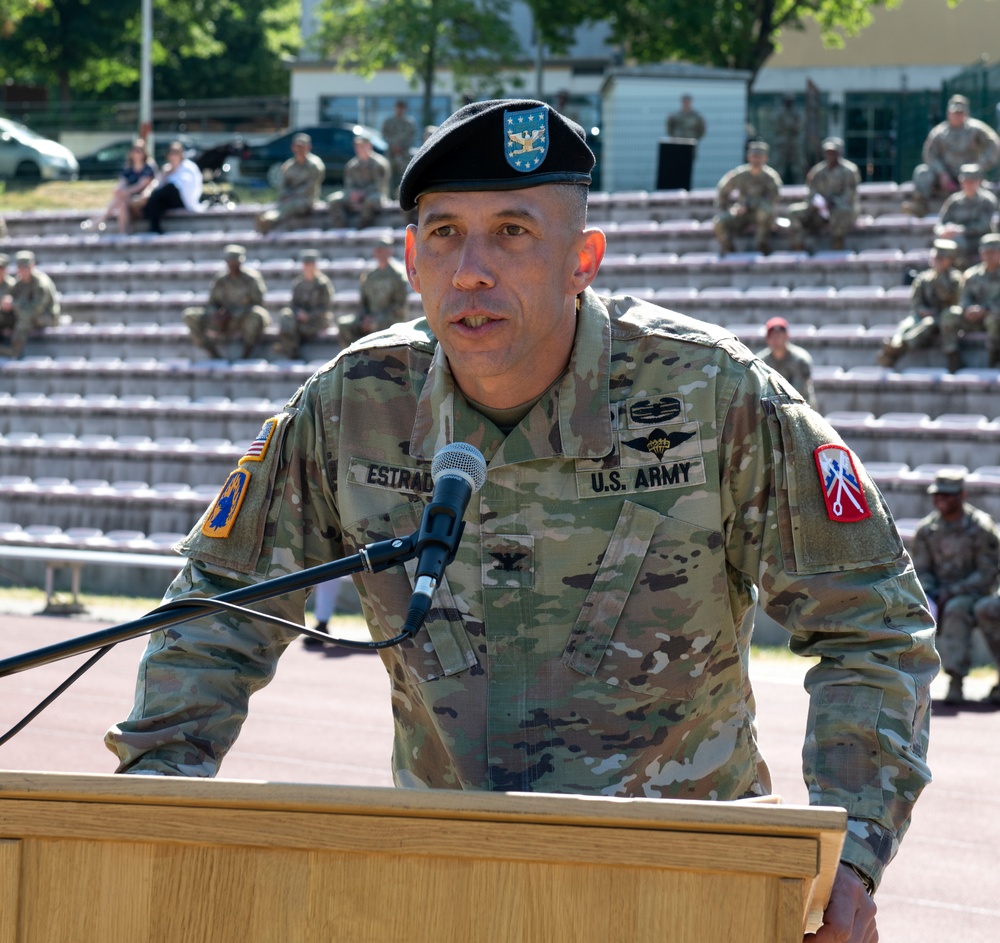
left=346, top=500, right=479, bottom=683
left=561, top=501, right=725, bottom=702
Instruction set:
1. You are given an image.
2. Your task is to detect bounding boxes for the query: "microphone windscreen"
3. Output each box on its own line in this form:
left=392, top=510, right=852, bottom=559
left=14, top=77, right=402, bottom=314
left=431, top=442, right=487, bottom=493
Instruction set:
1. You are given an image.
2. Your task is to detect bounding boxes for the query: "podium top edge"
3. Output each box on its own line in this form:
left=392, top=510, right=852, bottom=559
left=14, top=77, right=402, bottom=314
left=0, top=770, right=846, bottom=836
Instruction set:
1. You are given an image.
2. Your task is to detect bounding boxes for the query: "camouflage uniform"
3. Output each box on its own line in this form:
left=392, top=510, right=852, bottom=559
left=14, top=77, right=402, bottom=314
left=772, top=105, right=801, bottom=183
left=183, top=266, right=270, bottom=358
left=911, top=119, right=1000, bottom=214
left=911, top=502, right=1000, bottom=679
left=879, top=264, right=964, bottom=367
left=713, top=163, right=783, bottom=253
left=787, top=159, right=861, bottom=249
left=0, top=267, right=60, bottom=358
left=107, top=289, right=937, bottom=891
left=382, top=112, right=417, bottom=197
left=274, top=271, right=334, bottom=359
left=666, top=109, right=706, bottom=143
left=935, top=187, right=998, bottom=265
left=339, top=258, right=409, bottom=346
left=755, top=342, right=817, bottom=409
left=941, top=261, right=1000, bottom=363
left=256, top=153, right=326, bottom=234
left=328, top=153, right=391, bottom=228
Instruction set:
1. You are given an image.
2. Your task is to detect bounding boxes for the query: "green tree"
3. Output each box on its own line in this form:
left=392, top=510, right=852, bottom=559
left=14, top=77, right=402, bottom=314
left=314, top=0, right=522, bottom=127
left=598, top=0, right=903, bottom=84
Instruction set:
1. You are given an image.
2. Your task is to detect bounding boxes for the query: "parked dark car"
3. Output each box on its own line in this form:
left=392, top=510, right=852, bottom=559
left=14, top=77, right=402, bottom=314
left=75, top=134, right=202, bottom=179
left=237, top=124, right=388, bottom=188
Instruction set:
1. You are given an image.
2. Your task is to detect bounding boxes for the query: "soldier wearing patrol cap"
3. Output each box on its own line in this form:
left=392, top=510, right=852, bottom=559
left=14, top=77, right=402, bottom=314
left=337, top=234, right=409, bottom=347
left=110, top=99, right=936, bottom=939
left=182, top=244, right=270, bottom=360
left=0, top=250, right=61, bottom=359
left=786, top=136, right=861, bottom=251
left=934, top=163, right=998, bottom=268
left=878, top=238, right=964, bottom=369
left=328, top=132, right=391, bottom=229
left=712, top=141, right=783, bottom=255
left=906, top=94, right=1000, bottom=217
left=941, top=231, right=1000, bottom=370
left=256, top=132, right=326, bottom=235
left=273, top=248, right=334, bottom=360
left=912, top=470, right=1000, bottom=705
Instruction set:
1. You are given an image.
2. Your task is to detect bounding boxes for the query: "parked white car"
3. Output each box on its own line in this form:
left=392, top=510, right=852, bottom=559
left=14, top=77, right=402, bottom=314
left=0, top=117, right=78, bottom=181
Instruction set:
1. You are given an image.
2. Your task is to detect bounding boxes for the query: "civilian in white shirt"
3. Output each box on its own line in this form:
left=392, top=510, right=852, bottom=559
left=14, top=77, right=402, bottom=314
left=143, top=140, right=204, bottom=233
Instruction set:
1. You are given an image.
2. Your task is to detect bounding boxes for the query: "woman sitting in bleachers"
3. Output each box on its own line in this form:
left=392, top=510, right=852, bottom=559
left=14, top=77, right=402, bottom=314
left=81, top=139, right=159, bottom=235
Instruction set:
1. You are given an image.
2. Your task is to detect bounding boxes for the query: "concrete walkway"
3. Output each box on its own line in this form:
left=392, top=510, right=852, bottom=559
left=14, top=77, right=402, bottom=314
left=1, top=609, right=997, bottom=941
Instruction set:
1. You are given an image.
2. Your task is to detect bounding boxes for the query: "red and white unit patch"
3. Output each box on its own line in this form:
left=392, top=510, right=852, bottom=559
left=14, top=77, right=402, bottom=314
left=814, top=444, right=871, bottom=523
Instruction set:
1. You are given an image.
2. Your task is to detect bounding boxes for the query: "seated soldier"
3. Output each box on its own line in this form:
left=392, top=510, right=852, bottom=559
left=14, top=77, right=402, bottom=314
left=256, top=133, right=326, bottom=235
left=273, top=249, right=335, bottom=359
left=337, top=235, right=409, bottom=346
left=182, top=244, right=270, bottom=361
left=0, top=250, right=61, bottom=359
left=934, top=163, right=998, bottom=269
left=940, top=232, right=1000, bottom=371
left=878, top=239, right=963, bottom=369
left=786, top=137, right=860, bottom=252
left=713, top=141, right=783, bottom=255
left=328, top=134, right=390, bottom=230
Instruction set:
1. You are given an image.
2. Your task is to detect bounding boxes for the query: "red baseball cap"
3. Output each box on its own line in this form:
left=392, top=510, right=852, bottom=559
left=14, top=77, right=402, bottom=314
left=765, top=317, right=789, bottom=333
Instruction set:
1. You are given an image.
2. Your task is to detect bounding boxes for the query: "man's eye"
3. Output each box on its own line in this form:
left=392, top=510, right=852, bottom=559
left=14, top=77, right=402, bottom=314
left=431, top=225, right=456, bottom=237
left=500, top=224, right=526, bottom=236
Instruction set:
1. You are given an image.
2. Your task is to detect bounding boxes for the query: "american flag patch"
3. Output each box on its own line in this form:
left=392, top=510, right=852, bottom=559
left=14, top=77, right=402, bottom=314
left=814, top=444, right=871, bottom=523
left=240, top=417, right=278, bottom=464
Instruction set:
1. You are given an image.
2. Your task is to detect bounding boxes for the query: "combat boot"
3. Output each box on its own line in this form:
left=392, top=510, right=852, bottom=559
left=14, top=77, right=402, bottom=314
left=946, top=350, right=963, bottom=373
left=985, top=682, right=1000, bottom=705
left=943, top=675, right=964, bottom=705
left=877, top=341, right=904, bottom=368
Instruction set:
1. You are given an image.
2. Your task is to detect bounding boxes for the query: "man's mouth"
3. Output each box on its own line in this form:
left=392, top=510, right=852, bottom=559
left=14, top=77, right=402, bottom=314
left=462, top=316, right=491, bottom=328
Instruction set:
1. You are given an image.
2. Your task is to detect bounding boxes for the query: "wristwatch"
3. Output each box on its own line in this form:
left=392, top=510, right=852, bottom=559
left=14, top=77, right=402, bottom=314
left=844, top=862, right=877, bottom=896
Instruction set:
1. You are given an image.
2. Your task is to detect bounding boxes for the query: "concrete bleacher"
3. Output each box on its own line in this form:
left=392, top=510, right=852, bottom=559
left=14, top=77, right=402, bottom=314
left=0, top=184, right=995, bottom=601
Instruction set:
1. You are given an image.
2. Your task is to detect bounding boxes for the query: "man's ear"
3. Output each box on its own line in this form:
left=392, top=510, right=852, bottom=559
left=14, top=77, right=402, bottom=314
left=404, top=224, right=420, bottom=292
left=569, top=228, right=606, bottom=294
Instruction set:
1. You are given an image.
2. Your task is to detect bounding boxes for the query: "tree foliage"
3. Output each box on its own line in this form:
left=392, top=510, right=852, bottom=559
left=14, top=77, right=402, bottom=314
left=314, top=0, right=522, bottom=126
left=598, top=0, right=902, bottom=82
left=0, top=0, right=298, bottom=104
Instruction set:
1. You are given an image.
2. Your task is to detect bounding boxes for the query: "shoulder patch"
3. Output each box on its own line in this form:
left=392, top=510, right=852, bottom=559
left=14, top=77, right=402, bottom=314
left=202, top=468, right=252, bottom=538
left=815, top=444, right=871, bottom=523
left=240, top=417, right=279, bottom=464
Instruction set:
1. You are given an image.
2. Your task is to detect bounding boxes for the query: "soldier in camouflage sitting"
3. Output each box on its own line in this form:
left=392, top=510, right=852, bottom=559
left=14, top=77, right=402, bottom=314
left=0, top=250, right=61, bottom=359
left=786, top=137, right=860, bottom=251
left=382, top=99, right=417, bottom=200
left=337, top=234, right=409, bottom=346
left=328, top=133, right=391, bottom=229
left=713, top=141, right=783, bottom=255
left=273, top=249, right=334, bottom=360
left=906, top=94, right=1000, bottom=217
left=878, top=239, right=964, bottom=369
left=941, top=232, right=1000, bottom=370
left=108, top=99, right=937, bottom=941
left=933, top=163, right=998, bottom=269
left=256, top=133, right=326, bottom=235
left=182, top=244, right=270, bottom=360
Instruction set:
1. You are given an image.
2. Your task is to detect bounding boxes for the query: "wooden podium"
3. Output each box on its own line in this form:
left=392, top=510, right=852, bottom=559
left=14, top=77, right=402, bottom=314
left=0, top=771, right=844, bottom=943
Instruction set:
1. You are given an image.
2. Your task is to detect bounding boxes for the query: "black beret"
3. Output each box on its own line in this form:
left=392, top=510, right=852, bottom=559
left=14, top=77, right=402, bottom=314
left=398, top=98, right=594, bottom=211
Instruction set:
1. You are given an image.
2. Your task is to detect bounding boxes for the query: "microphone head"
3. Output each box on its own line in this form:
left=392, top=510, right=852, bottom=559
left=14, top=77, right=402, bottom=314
left=431, top=442, right=487, bottom=493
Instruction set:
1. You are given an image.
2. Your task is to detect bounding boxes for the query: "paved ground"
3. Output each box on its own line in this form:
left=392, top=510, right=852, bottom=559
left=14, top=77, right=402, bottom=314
left=1, top=607, right=997, bottom=941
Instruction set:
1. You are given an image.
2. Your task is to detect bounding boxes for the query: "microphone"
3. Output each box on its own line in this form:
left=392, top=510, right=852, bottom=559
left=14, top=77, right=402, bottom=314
left=401, top=442, right=488, bottom=637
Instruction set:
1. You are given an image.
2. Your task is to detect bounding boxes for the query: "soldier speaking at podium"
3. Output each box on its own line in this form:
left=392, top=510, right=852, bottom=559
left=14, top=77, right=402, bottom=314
left=108, top=98, right=937, bottom=943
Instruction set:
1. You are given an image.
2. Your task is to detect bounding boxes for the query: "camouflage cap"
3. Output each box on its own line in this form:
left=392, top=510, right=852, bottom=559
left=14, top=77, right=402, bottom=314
left=292, top=133, right=312, bottom=145
left=747, top=141, right=769, bottom=155
left=14, top=250, right=35, bottom=266
left=299, top=249, right=320, bottom=262
left=980, top=233, right=1000, bottom=250
left=927, top=470, right=965, bottom=495
left=375, top=233, right=394, bottom=247
left=948, top=94, right=970, bottom=113
left=223, top=244, right=246, bottom=261
left=821, top=137, right=844, bottom=152
left=959, top=163, right=983, bottom=179
left=398, top=99, right=594, bottom=211
left=931, top=238, right=959, bottom=256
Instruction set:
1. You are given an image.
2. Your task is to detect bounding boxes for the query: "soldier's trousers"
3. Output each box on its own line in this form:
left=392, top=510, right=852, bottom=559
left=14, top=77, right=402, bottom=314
left=328, top=193, right=382, bottom=229
left=2, top=309, right=56, bottom=358
left=275, top=307, right=332, bottom=357
left=183, top=306, right=270, bottom=354
left=256, top=197, right=316, bottom=235
left=938, top=593, right=989, bottom=676
left=972, top=595, right=1000, bottom=672
left=714, top=207, right=775, bottom=249
left=940, top=306, right=1000, bottom=354
left=787, top=203, right=856, bottom=242
left=887, top=313, right=939, bottom=352
left=912, top=164, right=957, bottom=202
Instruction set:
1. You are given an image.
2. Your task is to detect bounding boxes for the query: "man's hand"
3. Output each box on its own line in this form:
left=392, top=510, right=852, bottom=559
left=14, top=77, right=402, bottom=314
left=804, top=863, right=877, bottom=942
left=939, top=172, right=959, bottom=193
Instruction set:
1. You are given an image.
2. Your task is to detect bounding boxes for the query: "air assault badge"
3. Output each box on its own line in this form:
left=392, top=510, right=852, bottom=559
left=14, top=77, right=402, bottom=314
left=815, top=444, right=871, bottom=523
left=505, top=105, right=548, bottom=172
